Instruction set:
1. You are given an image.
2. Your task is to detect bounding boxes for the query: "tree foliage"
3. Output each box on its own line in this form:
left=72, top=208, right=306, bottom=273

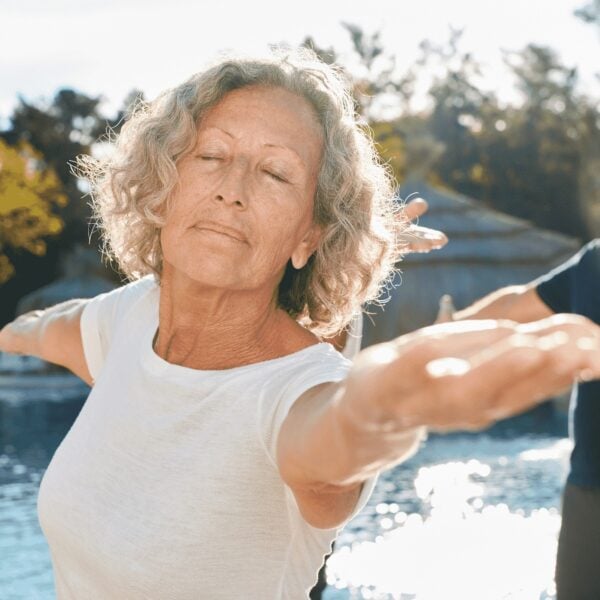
left=0, top=88, right=139, bottom=322
left=0, top=140, right=67, bottom=283
left=2, top=89, right=108, bottom=247
left=319, top=24, right=599, bottom=240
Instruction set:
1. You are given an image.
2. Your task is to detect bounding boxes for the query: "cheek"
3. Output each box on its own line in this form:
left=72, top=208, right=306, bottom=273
left=253, top=209, right=309, bottom=262
left=159, top=196, right=197, bottom=263
left=159, top=226, right=181, bottom=265
left=163, top=184, right=201, bottom=232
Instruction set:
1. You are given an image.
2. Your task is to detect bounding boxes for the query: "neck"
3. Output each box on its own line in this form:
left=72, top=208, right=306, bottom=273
left=153, top=263, right=317, bottom=370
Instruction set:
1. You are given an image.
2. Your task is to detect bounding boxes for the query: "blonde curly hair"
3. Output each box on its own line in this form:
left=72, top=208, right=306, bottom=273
left=78, top=47, right=406, bottom=337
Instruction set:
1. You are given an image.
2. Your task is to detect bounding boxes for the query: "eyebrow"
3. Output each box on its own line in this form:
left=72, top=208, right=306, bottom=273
left=263, top=143, right=306, bottom=168
left=201, top=127, right=307, bottom=169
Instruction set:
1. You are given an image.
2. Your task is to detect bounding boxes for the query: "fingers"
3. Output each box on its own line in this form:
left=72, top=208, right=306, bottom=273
left=0, top=311, right=43, bottom=355
left=398, top=225, right=448, bottom=253
left=0, top=323, right=21, bottom=355
left=401, top=198, right=429, bottom=221
left=514, top=314, right=600, bottom=376
left=367, top=315, right=600, bottom=433
left=354, top=322, right=520, bottom=423
left=421, top=327, right=600, bottom=432
left=516, top=313, right=599, bottom=338
left=397, top=319, right=518, bottom=362
left=435, top=294, right=456, bottom=323
left=398, top=198, right=448, bottom=254
left=405, top=315, right=600, bottom=366
left=392, top=340, right=546, bottom=430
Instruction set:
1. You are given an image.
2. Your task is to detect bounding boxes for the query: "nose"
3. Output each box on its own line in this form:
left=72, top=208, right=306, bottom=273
left=214, top=162, right=248, bottom=209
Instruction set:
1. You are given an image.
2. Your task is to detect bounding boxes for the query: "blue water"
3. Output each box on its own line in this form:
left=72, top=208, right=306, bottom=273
left=0, top=378, right=568, bottom=600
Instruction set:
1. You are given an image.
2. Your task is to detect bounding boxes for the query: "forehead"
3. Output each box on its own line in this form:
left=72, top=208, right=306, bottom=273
left=197, top=86, right=323, bottom=167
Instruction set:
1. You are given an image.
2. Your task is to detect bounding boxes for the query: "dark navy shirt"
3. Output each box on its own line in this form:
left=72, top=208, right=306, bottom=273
left=535, top=239, right=600, bottom=487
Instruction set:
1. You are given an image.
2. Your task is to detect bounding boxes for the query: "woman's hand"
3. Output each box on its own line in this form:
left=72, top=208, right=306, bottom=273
left=0, top=310, right=45, bottom=356
left=398, top=197, right=448, bottom=254
left=343, top=315, right=600, bottom=435
left=279, top=314, right=600, bottom=527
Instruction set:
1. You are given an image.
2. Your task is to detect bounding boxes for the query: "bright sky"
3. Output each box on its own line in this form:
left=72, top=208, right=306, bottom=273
left=1, top=0, right=598, bottom=122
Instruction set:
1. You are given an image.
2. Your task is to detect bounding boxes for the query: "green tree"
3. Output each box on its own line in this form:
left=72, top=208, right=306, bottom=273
left=303, top=27, right=415, bottom=182
left=0, top=140, right=66, bottom=283
left=2, top=88, right=107, bottom=246
left=417, top=29, right=491, bottom=197
left=0, top=88, right=142, bottom=323
left=482, top=45, right=592, bottom=238
left=305, top=24, right=599, bottom=239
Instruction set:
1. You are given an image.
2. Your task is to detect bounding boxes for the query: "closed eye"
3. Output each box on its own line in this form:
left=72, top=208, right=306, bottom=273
left=265, top=170, right=288, bottom=183
left=198, top=155, right=222, bottom=161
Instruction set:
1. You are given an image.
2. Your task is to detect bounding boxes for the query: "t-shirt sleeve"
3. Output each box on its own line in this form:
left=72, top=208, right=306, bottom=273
left=261, top=353, right=352, bottom=468
left=80, top=275, right=156, bottom=382
left=259, top=348, right=378, bottom=527
left=534, top=240, right=600, bottom=313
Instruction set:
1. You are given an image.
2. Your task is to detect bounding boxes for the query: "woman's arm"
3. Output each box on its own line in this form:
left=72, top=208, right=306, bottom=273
left=278, top=314, right=600, bottom=528
left=0, top=299, right=92, bottom=384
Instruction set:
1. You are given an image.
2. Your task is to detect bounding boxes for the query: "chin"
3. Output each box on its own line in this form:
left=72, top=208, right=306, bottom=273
left=179, top=259, right=241, bottom=288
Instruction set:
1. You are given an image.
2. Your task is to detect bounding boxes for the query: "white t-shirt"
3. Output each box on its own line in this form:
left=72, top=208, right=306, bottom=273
left=37, top=276, right=376, bottom=599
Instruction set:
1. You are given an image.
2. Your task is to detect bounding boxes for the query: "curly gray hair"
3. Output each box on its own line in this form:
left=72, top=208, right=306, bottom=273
left=78, top=47, right=406, bottom=337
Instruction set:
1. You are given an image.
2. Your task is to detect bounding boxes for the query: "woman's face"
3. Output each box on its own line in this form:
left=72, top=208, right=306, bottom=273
left=160, top=85, right=324, bottom=294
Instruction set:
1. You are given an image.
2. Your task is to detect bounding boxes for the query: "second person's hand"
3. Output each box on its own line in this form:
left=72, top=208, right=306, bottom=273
left=398, top=197, right=448, bottom=254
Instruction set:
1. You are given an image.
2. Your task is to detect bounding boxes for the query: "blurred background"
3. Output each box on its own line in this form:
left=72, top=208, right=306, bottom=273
left=0, top=1, right=599, bottom=599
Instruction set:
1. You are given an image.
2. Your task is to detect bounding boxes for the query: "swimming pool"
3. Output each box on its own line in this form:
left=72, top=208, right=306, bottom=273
left=0, top=376, right=568, bottom=600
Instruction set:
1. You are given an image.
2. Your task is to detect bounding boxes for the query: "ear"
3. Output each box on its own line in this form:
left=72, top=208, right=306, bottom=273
left=290, top=224, right=323, bottom=270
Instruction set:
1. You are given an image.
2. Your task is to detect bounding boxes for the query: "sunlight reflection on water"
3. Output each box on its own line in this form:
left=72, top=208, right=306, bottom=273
left=324, top=436, right=571, bottom=600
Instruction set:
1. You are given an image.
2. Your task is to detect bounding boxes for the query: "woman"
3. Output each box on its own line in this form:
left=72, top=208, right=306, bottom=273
left=1, top=49, right=599, bottom=599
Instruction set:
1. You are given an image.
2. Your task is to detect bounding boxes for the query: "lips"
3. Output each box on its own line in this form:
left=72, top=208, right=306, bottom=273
left=193, top=221, right=248, bottom=243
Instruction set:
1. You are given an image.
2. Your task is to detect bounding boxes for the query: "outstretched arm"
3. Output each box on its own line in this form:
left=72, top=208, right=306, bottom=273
left=0, top=299, right=92, bottom=384
left=438, top=284, right=555, bottom=324
left=278, top=314, right=600, bottom=528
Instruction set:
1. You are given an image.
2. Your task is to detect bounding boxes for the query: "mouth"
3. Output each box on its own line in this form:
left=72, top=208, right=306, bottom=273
left=193, top=221, right=248, bottom=243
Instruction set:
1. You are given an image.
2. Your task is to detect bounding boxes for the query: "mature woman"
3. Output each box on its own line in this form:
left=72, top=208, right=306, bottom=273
left=1, top=49, right=600, bottom=599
